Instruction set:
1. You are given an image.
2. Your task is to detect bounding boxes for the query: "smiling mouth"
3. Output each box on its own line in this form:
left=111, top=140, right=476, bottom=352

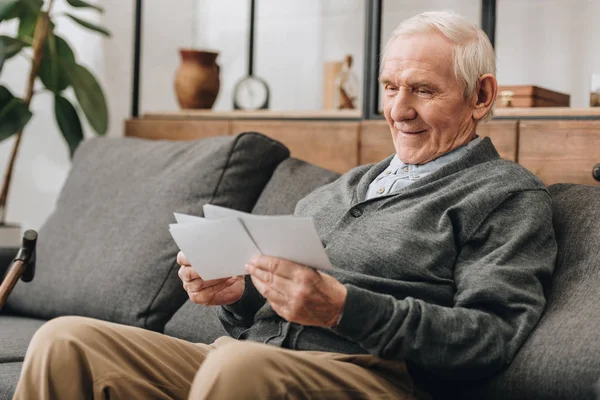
left=400, top=130, right=426, bottom=135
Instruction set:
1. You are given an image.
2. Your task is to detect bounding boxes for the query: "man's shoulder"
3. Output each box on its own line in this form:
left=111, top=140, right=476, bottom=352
left=470, top=158, right=547, bottom=193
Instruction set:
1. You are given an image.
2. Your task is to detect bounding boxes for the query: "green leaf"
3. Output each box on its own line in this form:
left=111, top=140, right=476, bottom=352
left=0, top=35, right=28, bottom=74
left=38, top=33, right=75, bottom=93
left=0, top=85, right=32, bottom=141
left=17, top=9, right=38, bottom=41
left=0, top=35, right=27, bottom=58
left=0, top=0, right=20, bottom=22
left=21, top=0, right=42, bottom=12
left=65, top=0, right=103, bottom=13
left=63, top=62, right=108, bottom=135
left=65, top=13, right=110, bottom=37
left=17, top=0, right=43, bottom=41
left=54, top=94, right=83, bottom=156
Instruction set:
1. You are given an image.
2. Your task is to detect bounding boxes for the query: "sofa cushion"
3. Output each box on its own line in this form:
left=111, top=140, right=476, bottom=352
left=455, top=183, right=600, bottom=399
left=5, top=132, right=289, bottom=331
left=251, top=157, right=340, bottom=215
left=163, top=304, right=226, bottom=344
left=0, top=316, right=46, bottom=362
left=164, top=158, right=339, bottom=342
left=0, top=362, right=22, bottom=400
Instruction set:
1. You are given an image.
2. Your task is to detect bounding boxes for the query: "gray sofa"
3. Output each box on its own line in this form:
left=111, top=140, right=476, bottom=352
left=0, top=132, right=599, bottom=399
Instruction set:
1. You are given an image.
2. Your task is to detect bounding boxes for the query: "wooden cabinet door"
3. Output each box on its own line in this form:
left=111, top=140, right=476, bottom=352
left=359, top=120, right=518, bottom=165
left=519, top=121, right=600, bottom=186
left=230, top=121, right=359, bottom=174
left=359, top=121, right=392, bottom=165
left=477, top=120, right=518, bottom=162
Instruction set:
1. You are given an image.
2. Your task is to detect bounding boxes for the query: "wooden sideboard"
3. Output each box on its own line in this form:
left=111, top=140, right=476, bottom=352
left=125, top=110, right=600, bottom=186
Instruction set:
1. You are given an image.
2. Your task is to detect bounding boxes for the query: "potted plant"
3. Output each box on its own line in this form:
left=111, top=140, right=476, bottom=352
left=0, top=0, right=110, bottom=247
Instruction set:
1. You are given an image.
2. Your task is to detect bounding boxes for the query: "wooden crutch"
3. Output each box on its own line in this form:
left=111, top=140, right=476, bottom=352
left=0, top=230, right=37, bottom=311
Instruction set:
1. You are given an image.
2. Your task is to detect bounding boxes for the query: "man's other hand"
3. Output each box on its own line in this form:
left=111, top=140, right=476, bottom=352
left=176, top=251, right=245, bottom=306
left=245, top=255, right=347, bottom=328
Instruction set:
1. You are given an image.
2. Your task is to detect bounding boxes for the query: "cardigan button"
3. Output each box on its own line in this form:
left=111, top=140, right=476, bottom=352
left=350, top=207, right=363, bottom=218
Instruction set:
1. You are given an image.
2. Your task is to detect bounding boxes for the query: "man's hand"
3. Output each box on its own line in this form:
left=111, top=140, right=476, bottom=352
left=245, top=255, right=347, bottom=328
left=177, top=251, right=245, bottom=306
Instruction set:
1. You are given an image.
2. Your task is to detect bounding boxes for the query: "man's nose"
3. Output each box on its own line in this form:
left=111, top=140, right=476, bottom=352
left=389, top=89, right=417, bottom=122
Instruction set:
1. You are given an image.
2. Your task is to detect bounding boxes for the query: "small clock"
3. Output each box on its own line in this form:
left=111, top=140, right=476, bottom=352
left=233, top=75, right=270, bottom=110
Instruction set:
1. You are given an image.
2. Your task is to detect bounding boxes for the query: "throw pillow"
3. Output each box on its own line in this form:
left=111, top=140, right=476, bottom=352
left=5, top=132, right=289, bottom=331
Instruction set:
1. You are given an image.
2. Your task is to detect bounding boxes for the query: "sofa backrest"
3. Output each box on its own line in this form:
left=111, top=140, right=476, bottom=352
left=456, top=183, right=600, bottom=399
left=163, top=158, right=340, bottom=342
left=251, top=157, right=341, bottom=215
left=5, top=132, right=289, bottom=332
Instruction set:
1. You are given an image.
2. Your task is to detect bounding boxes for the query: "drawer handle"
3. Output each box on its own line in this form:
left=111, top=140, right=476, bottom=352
left=593, top=164, right=600, bottom=182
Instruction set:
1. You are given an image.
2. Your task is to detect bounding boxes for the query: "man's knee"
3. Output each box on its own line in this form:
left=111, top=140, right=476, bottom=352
left=202, top=341, right=280, bottom=377
left=191, top=341, right=287, bottom=397
left=28, top=316, right=102, bottom=355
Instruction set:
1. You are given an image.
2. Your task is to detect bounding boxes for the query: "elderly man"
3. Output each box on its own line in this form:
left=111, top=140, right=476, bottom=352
left=13, top=11, right=556, bottom=400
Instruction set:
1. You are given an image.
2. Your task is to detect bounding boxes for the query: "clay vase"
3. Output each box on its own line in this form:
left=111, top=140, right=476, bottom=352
left=174, top=49, right=220, bottom=109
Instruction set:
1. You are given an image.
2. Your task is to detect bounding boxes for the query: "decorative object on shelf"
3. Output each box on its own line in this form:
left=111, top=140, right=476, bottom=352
left=233, top=0, right=270, bottom=110
left=498, top=90, right=515, bottom=107
left=334, top=55, right=359, bottom=110
left=496, top=85, right=570, bottom=108
left=591, top=74, right=600, bottom=107
left=323, top=60, right=344, bottom=110
left=174, top=49, right=220, bottom=109
left=173, top=1, right=220, bottom=110
left=0, top=0, right=110, bottom=244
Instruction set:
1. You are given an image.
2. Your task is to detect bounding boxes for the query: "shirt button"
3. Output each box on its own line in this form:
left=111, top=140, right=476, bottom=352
left=385, top=170, right=392, bottom=175
left=377, top=187, right=384, bottom=194
left=350, top=207, right=363, bottom=218
left=402, top=166, right=409, bottom=172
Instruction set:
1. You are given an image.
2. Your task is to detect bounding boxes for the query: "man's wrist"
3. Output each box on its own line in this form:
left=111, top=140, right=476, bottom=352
left=330, top=283, right=347, bottom=328
left=223, top=274, right=265, bottom=316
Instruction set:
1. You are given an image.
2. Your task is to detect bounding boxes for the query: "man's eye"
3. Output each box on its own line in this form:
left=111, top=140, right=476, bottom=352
left=415, top=88, right=432, bottom=95
left=385, top=85, right=398, bottom=93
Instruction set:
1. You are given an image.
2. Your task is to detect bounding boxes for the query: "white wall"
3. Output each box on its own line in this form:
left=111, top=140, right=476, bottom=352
left=138, top=0, right=194, bottom=113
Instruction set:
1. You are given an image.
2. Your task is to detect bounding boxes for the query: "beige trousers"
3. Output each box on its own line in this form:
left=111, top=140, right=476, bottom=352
left=13, top=316, right=422, bottom=400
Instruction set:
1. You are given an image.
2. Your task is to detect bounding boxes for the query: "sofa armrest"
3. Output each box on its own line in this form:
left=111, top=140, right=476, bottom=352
left=0, top=247, right=18, bottom=278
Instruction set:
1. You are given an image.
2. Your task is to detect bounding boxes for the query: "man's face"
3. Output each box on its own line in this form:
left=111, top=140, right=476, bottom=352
left=380, top=33, right=477, bottom=164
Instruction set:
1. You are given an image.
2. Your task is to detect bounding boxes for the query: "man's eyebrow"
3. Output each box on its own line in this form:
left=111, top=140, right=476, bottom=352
left=378, top=76, right=439, bottom=88
left=406, top=78, right=438, bottom=88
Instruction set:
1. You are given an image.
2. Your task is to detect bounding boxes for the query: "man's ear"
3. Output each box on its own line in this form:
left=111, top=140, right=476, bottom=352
left=472, top=74, right=498, bottom=121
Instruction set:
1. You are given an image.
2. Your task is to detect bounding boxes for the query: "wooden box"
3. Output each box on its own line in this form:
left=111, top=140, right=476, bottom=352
left=496, top=85, right=570, bottom=107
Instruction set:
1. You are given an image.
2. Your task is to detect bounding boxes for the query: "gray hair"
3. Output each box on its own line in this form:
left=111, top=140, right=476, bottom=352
left=381, top=11, right=496, bottom=121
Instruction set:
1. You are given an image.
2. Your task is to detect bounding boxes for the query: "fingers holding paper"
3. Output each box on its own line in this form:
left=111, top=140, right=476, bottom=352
left=245, top=255, right=347, bottom=328
left=176, top=251, right=192, bottom=267
left=177, top=251, right=245, bottom=306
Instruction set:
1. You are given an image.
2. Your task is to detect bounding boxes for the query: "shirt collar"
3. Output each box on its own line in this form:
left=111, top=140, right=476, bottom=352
left=388, top=136, right=482, bottom=176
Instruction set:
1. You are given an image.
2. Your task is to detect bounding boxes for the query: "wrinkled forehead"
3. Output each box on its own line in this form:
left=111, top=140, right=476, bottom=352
left=380, top=33, right=455, bottom=80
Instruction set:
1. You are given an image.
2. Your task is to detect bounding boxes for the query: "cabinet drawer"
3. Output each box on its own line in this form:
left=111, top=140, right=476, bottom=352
left=519, top=121, right=600, bottom=185
left=231, top=121, right=359, bottom=174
